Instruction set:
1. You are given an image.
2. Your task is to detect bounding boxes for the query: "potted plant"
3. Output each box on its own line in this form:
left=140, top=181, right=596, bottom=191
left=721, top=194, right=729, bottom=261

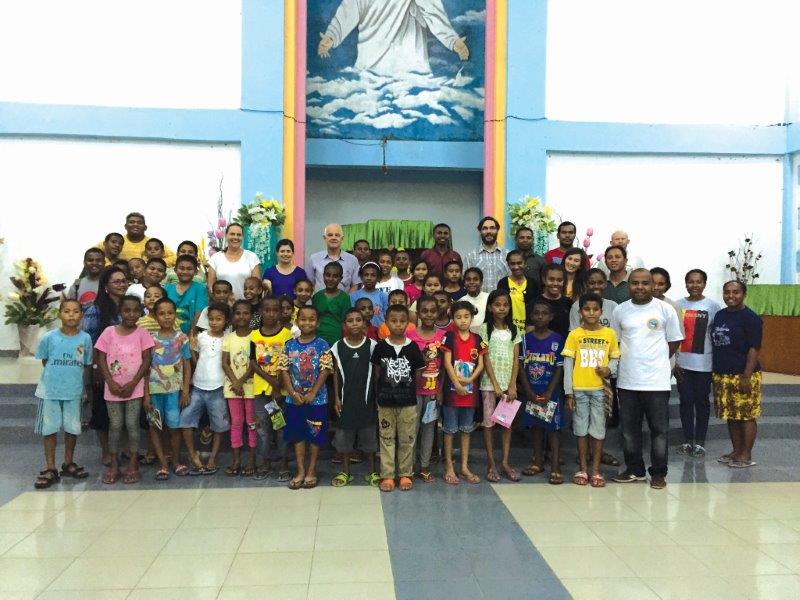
left=507, top=195, right=557, bottom=255
left=236, top=193, right=286, bottom=269
left=3, top=258, right=65, bottom=357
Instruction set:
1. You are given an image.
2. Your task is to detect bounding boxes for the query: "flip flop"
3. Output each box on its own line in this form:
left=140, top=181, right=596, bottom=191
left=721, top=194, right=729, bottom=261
left=174, top=464, right=190, bottom=476
left=241, top=466, right=255, bottom=478
left=302, top=477, right=318, bottom=489
left=288, top=478, right=304, bottom=490
left=549, top=472, right=564, bottom=485
left=443, top=473, right=460, bottom=485
left=460, top=472, right=481, bottom=484
left=154, top=468, right=170, bottom=481
left=590, top=473, right=606, bottom=488
left=123, top=471, right=140, bottom=484
left=60, top=462, right=89, bottom=479
left=419, top=469, right=434, bottom=483
left=379, top=478, right=395, bottom=492
left=600, top=452, right=621, bottom=467
left=226, top=465, right=241, bottom=477
left=277, top=470, right=292, bottom=482
left=365, top=471, right=381, bottom=487
left=102, top=470, right=120, bottom=485
left=188, top=465, right=205, bottom=476
left=522, top=464, right=543, bottom=477
left=202, top=466, right=218, bottom=476
left=254, top=467, right=273, bottom=480
left=729, top=460, right=757, bottom=468
left=485, top=467, right=501, bottom=483
left=501, top=467, right=521, bottom=482
left=399, top=476, right=413, bottom=491
left=573, top=471, right=589, bottom=486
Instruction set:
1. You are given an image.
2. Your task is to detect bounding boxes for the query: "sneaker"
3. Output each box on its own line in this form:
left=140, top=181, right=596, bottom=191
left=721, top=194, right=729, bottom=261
left=650, top=475, right=667, bottom=489
left=677, top=443, right=693, bottom=456
left=691, top=444, right=706, bottom=458
left=612, top=471, right=646, bottom=483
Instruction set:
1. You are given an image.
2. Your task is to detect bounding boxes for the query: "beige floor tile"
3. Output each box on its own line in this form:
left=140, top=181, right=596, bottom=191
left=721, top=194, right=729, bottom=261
left=654, top=519, right=749, bottom=546
left=504, top=501, right=580, bottom=523
left=107, top=506, right=190, bottom=531
left=82, top=528, right=171, bottom=557
left=587, top=521, right=675, bottom=546
left=48, top=555, right=154, bottom=590
left=490, top=482, right=557, bottom=500
left=643, top=576, right=746, bottom=599
left=311, top=549, right=392, bottom=583
left=71, top=490, right=141, bottom=511
left=758, top=544, right=800, bottom=573
left=128, top=588, right=219, bottom=599
left=685, top=545, right=790, bottom=576
left=225, top=552, right=313, bottom=586
left=0, top=532, right=29, bottom=555
left=317, top=502, right=383, bottom=526
left=138, top=553, right=234, bottom=588
left=196, top=488, right=262, bottom=508
left=319, top=486, right=382, bottom=505
left=37, top=509, right=119, bottom=532
left=561, top=577, right=660, bottom=600
left=238, top=526, right=317, bottom=553
left=612, top=545, right=712, bottom=577
left=0, top=510, right=58, bottom=533
left=698, top=501, right=771, bottom=521
left=0, top=491, right=82, bottom=511
left=218, top=584, right=308, bottom=599
left=572, top=501, right=646, bottom=523
left=314, top=524, right=388, bottom=551
left=666, top=483, right=730, bottom=500
left=719, top=519, right=800, bottom=544
left=250, top=504, right=319, bottom=528
left=129, top=490, right=203, bottom=512
left=37, top=590, right=131, bottom=600
left=160, top=527, right=245, bottom=555
left=518, top=520, right=605, bottom=547
left=181, top=504, right=256, bottom=529
left=538, top=546, right=635, bottom=579
left=627, top=499, right=707, bottom=521
left=308, top=581, right=396, bottom=599
left=3, top=530, right=98, bottom=557
left=257, top=487, right=322, bottom=507
left=724, top=574, right=800, bottom=600
left=781, top=519, right=800, bottom=534
left=0, top=556, right=72, bottom=592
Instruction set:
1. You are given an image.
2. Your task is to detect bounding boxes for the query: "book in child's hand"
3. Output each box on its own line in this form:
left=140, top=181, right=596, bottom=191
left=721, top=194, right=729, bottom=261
left=146, top=406, right=163, bottom=431
left=525, top=397, right=557, bottom=423
left=264, top=400, right=286, bottom=430
left=422, top=399, right=438, bottom=424
left=490, top=398, right=521, bottom=428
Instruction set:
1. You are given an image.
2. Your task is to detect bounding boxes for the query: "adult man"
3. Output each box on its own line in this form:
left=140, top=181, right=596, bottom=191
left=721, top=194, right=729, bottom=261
left=610, top=269, right=683, bottom=489
left=308, top=223, right=361, bottom=292
left=420, top=223, right=462, bottom=278
left=463, top=216, right=508, bottom=293
left=545, top=221, right=590, bottom=268
left=514, top=226, right=545, bottom=283
left=603, top=246, right=632, bottom=304
left=95, top=213, right=176, bottom=266
left=598, top=230, right=644, bottom=275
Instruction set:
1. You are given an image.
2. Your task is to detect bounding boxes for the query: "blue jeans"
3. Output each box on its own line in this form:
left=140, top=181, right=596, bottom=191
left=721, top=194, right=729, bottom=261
left=677, top=370, right=712, bottom=444
left=617, top=389, right=669, bottom=477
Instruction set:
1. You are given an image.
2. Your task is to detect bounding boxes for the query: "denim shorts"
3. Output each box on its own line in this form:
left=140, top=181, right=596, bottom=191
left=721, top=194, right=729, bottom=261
left=572, top=389, right=606, bottom=440
left=150, top=391, right=181, bottom=429
left=442, top=405, right=475, bottom=435
left=179, top=387, right=230, bottom=432
left=35, top=398, right=81, bottom=437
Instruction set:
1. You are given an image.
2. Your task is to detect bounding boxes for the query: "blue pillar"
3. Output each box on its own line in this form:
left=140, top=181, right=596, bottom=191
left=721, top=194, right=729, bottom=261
left=781, top=153, right=796, bottom=283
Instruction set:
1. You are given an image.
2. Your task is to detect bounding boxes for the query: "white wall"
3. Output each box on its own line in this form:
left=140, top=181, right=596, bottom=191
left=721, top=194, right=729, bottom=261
left=0, top=0, right=241, bottom=109
left=546, top=154, right=783, bottom=303
left=546, top=0, right=792, bottom=125
left=0, top=137, right=241, bottom=350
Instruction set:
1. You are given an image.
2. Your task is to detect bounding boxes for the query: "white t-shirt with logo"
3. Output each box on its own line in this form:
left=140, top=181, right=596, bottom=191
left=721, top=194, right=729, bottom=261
left=611, top=298, right=683, bottom=391
left=675, top=297, right=721, bottom=372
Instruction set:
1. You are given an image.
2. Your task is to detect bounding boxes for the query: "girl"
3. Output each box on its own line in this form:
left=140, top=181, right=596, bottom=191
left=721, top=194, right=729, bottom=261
left=537, top=264, right=572, bottom=339
left=279, top=295, right=295, bottom=330
left=563, top=247, right=589, bottom=300
left=441, top=301, right=487, bottom=485
left=376, top=250, right=404, bottom=294
left=408, top=273, right=443, bottom=317
left=222, top=300, right=257, bottom=476
left=394, top=250, right=412, bottom=284
left=243, top=276, right=264, bottom=330
left=311, top=262, right=351, bottom=347
left=94, top=295, right=155, bottom=484
left=404, top=258, right=428, bottom=303
left=462, top=267, right=488, bottom=333
left=443, top=260, right=466, bottom=300
left=279, top=306, right=334, bottom=489
left=479, top=290, right=522, bottom=482
left=137, top=285, right=167, bottom=334
left=498, top=251, right=541, bottom=334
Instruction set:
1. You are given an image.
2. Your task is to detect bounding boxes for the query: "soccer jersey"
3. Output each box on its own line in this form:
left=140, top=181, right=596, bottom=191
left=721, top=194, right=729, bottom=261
left=35, top=329, right=93, bottom=400
left=442, top=331, right=487, bottom=408
left=520, top=331, right=564, bottom=398
left=331, top=336, right=377, bottom=429
left=508, top=278, right=528, bottom=332
left=561, top=326, right=620, bottom=391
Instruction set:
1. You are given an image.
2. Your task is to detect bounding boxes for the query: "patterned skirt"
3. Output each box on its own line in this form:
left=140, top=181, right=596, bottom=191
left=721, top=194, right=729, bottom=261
left=712, top=372, right=762, bottom=421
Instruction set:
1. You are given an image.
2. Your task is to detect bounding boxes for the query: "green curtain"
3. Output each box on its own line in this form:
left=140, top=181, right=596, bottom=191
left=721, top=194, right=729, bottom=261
left=746, top=284, right=800, bottom=316
left=341, top=219, right=434, bottom=251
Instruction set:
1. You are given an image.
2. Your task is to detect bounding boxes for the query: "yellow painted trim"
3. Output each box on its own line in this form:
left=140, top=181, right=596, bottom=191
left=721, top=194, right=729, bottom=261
left=282, top=0, right=296, bottom=237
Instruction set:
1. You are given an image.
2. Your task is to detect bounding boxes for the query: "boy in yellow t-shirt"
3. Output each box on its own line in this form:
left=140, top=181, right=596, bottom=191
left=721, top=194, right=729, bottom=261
left=563, top=292, right=620, bottom=488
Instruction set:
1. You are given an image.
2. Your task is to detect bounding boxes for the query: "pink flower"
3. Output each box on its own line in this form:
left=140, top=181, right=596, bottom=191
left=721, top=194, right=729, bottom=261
left=209, top=248, right=218, bottom=256
left=218, top=217, right=227, bottom=228
left=214, top=230, right=224, bottom=240
left=582, top=238, right=591, bottom=249
left=586, top=228, right=594, bottom=236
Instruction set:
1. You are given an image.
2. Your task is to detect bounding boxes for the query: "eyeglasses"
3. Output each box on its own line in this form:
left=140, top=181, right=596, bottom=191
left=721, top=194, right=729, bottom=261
left=108, top=278, right=128, bottom=285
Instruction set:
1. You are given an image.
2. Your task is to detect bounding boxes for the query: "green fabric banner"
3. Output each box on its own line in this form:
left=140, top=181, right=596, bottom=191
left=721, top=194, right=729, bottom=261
left=341, top=220, right=434, bottom=251
left=746, top=284, right=800, bottom=316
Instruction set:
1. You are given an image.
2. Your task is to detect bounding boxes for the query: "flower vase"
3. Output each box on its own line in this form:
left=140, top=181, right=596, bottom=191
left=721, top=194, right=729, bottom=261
left=244, top=224, right=279, bottom=270
left=17, top=324, right=43, bottom=359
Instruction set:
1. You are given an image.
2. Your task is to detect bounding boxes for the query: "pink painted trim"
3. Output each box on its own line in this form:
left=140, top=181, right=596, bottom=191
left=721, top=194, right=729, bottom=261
left=293, top=1, right=308, bottom=260
left=483, top=0, right=496, bottom=217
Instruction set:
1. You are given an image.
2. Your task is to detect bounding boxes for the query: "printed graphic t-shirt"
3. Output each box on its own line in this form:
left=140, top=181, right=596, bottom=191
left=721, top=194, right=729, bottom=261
left=676, top=297, right=721, bottom=372
left=94, top=326, right=156, bottom=401
left=222, top=332, right=255, bottom=398
left=520, top=331, right=564, bottom=399
left=442, top=331, right=488, bottom=408
left=250, top=327, right=293, bottom=396
left=148, top=331, right=191, bottom=394
left=407, top=328, right=447, bottom=396
left=561, top=326, right=620, bottom=391
left=370, top=339, right=425, bottom=408
left=279, top=336, right=333, bottom=406
left=710, top=307, right=763, bottom=375
left=35, top=329, right=93, bottom=400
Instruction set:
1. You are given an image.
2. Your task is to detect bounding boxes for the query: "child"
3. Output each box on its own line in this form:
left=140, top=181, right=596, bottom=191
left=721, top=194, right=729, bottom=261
left=33, top=300, right=93, bottom=489
left=441, top=301, right=487, bottom=485
left=195, top=279, right=233, bottom=334
left=143, top=237, right=166, bottom=261
left=67, top=248, right=105, bottom=307
left=350, top=262, right=389, bottom=326
left=407, top=295, right=446, bottom=482
left=519, top=301, right=565, bottom=484
left=352, top=239, right=372, bottom=266
left=330, top=308, right=379, bottom=487
left=443, top=260, right=466, bottom=301
left=499, top=250, right=542, bottom=333
left=293, top=278, right=314, bottom=316
left=128, top=257, right=146, bottom=284
left=394, top=249, right=412, bottom=284
left=433, top=290, right=453, bottom=333
left=569, top=268, right=618, bottom=331
left=101, top=232, right=125, bottom=265
left=371, top=305, right=426, bottom=491
left=223, top=300, right=257, bottom=476
left=127, top=257, right=167, bottom=301
left=143, top=297, right=191, bottom=480
left=375, top=250, right=403, bottom=294
left=377, top=290, right=417, bottom=339
left=353, top=297, right=380, bottom=340
left=563, top=293, right=620, bottom=487
left=536, top=264, right=572, bottom=339
left=279, top=295, right=295, bottom=330
left=311, top=262, right=351, bottom=347
left=165, top=240, right=206, bottom=284
left=410, top=274, right=444, bottom=315
left=463, top=267, right=489, bottom=333
left=405, top=258, right=428, bottom=303
left=479, top=290, right=522, bottom=482
left=279, top=306, right=334, bottom=489
left=166, top=255, right=208, bottom=335
left=244, top=276, right=265, bottom=330
left=138, top=285, right=168, bottom=334
left=94, top=295, right=155, bottom=484
left=251, top=297, right=293, bottom=480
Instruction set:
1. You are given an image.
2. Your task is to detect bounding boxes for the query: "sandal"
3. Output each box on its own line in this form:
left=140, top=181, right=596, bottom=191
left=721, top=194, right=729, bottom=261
left=600, top=452, right=621, bottom=467
left=399, top=476, right=413, bottom=491
left=590, top=473, right=606, bottom=488
left=522, top=464, right=543, bottom=477
left=302, top=476, right=318, bottom=489
left=350, top=453, right=364, bottom=464
left=35, top=468, right=60, bottom=489
left=288, top=478, right=304, bottom=490
left=331, top=453, right=343, bottom=465
left=203, top=465, right=218, bottom=475
left=549, top=472, right=564, bottom=485
left=572, top=471, right=589, bottom=486
left=485, top=467, right=501, bottom=483
left=102, top=470, right=120, bottom=485
left=155, top=468, right=170, bottom=481
left=226, top=465, right=241, bottom=477
left=60, top=462, right=89, bottom=479
left=379, top=478, right=395, bottom=492
left=277, top=470, right=292, bottom=482
left=254, top=467, right=273, bottom=480
left=188, top=465, right=205, bottom=476
left=241, top=466, right=255, bottom=478
left=717, top=454, right=734, bottom=464
left=419, top=469, right=434, bottom=483
left=501, top=466, right=521, bottom=482
left=123, top=470, right=140, bottom=484
left=443, top=473, right=460, bottom=485
left=331, top=472, right=353, bottom=487
left=174, top=464, right=190, bottom=476
left=365, top=471, right=381, bottom=487
left=461, top=472, right=481, bottom=484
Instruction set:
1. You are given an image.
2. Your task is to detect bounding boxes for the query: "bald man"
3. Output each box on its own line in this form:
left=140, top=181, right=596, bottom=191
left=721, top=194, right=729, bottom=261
left=307, top=223, right=361, bottom=292
left=599, top=230, right=644, bottom=275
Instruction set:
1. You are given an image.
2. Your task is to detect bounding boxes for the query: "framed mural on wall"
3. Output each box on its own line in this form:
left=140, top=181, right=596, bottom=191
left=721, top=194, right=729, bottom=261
left=306, top=0, right=486, bottom=141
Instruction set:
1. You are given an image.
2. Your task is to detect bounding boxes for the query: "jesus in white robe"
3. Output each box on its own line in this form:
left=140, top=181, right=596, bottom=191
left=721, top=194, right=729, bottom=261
left=317, top=0, right=469, bottom=76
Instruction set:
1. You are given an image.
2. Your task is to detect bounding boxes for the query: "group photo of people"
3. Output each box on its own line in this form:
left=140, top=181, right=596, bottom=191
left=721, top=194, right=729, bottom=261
left=35, top=211, right=763, bottom=494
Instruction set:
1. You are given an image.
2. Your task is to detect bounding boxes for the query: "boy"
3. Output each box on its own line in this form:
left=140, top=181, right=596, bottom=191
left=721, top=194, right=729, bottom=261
left=443, top=260, right=466, bottom=300
left=433, top=290, right=454, bottom=333
left=377, top=289, right=417, bottom=340
left=165, top=240, right=206, bottom=284
left=195, top=279, right=233, bottom=334
left=563, top=293, right=620, bottom=488
left=279, top=306, right=334, bottom=489
left=33, top=300, right=93, bottom=488
left=67, top=247, right=105, bottom=307
left=251, top=297, right=293, bottom=480
left=569, top=268, right=618, bottom=331
left=353, top=297, right=380, bottom=340
left=350, top=262, right=388, bottom=326
left=128, top=257, right=146, bottom=284
left=312, top=262, right=351, bottom=347
left=127, top=257, right=167, bottom=301
left=330, top=308, right=379, bottom=487
left=166, top=255, right=208, bottom=334
left=371, top=305, right=425, bottom=492
left=143, top=238, right=166, bottom=261
left=101, top=232, right=125, bottom=265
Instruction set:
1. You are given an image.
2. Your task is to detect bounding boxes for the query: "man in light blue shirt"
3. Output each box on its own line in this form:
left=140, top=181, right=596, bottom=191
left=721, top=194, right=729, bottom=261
left=308, top=223, right=361, bottom=292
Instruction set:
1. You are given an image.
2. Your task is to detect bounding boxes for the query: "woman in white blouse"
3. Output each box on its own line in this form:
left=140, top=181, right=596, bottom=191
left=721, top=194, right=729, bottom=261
left=207, top=223, right=261, bottom=300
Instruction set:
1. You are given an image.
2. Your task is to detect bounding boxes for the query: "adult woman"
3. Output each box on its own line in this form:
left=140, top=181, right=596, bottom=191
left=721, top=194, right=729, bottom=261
left=207, top=223, right=261, bottom=300
left=710, top=280, right=763, bottom=468
left=562, top=247, right=589, bottom=300
left=82, top=267, right=129, bottom=465
left=262, top=239, right=307, bottom=300
left=675, top=269, right=720, bottom=458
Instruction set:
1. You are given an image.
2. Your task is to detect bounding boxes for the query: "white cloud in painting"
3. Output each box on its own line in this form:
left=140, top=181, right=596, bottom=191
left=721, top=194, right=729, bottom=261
left=453, top=9, right=485, bottom=26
